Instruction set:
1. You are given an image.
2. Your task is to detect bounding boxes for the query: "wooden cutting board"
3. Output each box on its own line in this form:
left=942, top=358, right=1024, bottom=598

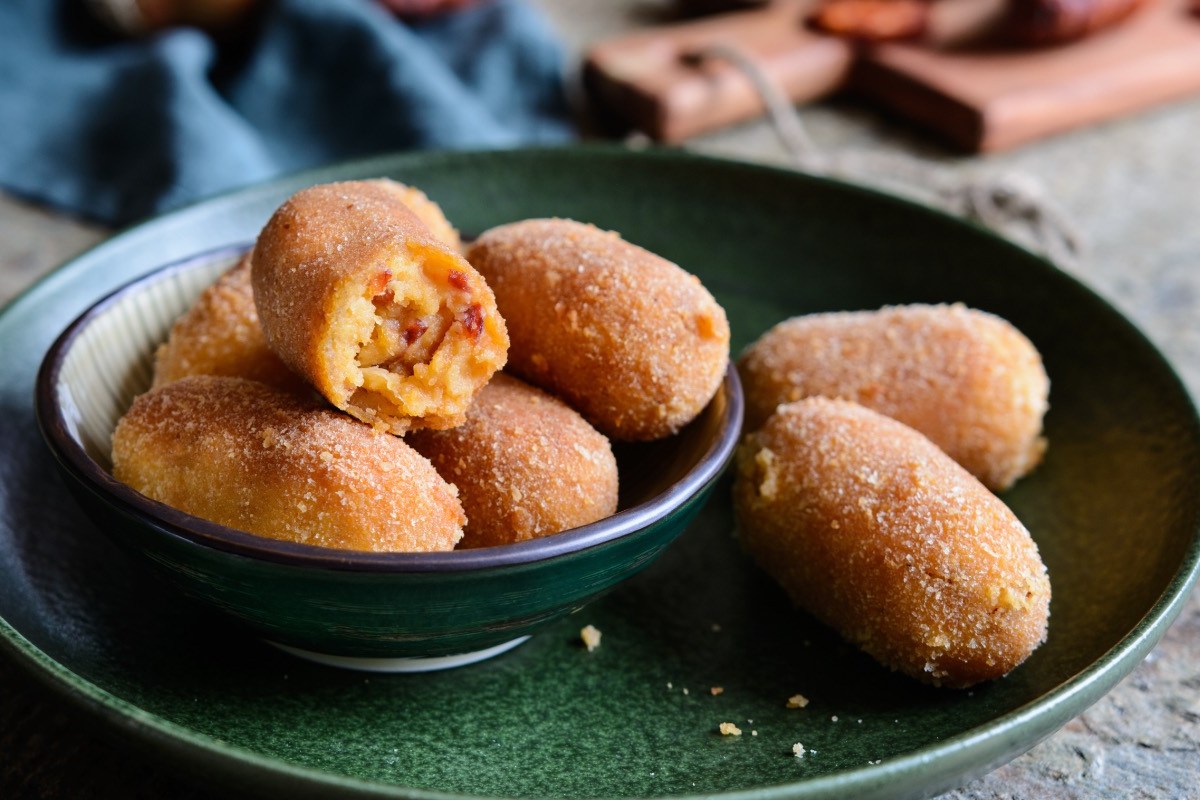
left=856, top=0, right=1200, bottom=151
left=584, top=0, right=854, bottom=142
left=584, top=0, right=1200, bottom=151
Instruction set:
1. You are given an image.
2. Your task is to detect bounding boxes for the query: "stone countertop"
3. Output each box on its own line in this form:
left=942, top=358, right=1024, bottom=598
left=2, top=2, right=1198, bottom=797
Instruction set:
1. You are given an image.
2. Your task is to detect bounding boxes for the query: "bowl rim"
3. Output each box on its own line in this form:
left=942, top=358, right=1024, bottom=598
left=34, top=243, right=744, bottom=573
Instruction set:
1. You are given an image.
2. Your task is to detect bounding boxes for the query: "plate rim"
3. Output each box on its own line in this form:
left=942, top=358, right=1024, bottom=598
left=3, top=144, right=1200, bottom=800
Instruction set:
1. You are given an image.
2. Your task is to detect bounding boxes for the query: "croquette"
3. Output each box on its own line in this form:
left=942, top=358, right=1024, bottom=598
left=733, top=398, right=1051, bottom=688
left=252, top=180, right=508, bottom=434
left=151, top=253, right=306, bottom=393
left=737, top=304, right=1049, bottom=491
left=112, top=376, right=465, bottom=552
left=467, top=218, right=729, bottom=442
left=408, top=374, right=618, bottom=548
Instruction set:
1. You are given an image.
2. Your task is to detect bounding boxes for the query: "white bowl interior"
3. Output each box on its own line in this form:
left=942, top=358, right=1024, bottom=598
left=57, top=252, right=242, bottom=471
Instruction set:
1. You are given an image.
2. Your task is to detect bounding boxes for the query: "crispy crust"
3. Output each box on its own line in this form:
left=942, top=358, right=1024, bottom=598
left=252, top=180, right=508, bottom=434
left=467, top=218, right=730, bottom=441
left=737, top=304, right=1049, bottom=491
left=733, top=398, right=1050, bottom=688
left=112, top=376, right=465, bottom=552
left=373, top=180, right=463, bottom=252
left=153, top=182, right=459, bottom=396
left=408, top=374, right=619, bottom=548
left=152, top=254, right=308, bottom=393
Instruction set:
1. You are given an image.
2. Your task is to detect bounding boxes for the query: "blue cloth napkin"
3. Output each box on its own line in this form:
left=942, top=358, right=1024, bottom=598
left=0, top=0, right=573, bottom=225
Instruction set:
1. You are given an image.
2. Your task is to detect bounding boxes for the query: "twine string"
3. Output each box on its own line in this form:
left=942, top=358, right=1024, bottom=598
left=683, top=42, right=1084, bottom=267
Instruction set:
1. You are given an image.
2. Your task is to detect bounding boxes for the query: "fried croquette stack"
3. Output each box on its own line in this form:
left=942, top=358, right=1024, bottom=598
left=113, top=176, right=1054, bottom=689
left=112, top=182, right=728, bottom=554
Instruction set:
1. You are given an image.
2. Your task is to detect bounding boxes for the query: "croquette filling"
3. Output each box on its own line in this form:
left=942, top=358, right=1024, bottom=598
left=346, top=255, right=487, bottom=426
left=358, top=290, right=455, bottom=375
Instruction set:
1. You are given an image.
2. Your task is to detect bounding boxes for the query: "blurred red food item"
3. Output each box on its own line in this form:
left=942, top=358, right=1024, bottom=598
left=808, top=0, right=930, bottom=41
left=87, top=0, right=261, bottom=35
left=377, top=0, right=483, bottom=18
left=1004, top=0, right=1154, bottom=44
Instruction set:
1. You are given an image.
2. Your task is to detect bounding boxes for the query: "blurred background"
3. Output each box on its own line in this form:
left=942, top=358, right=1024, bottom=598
left=2, top=0, right=1198, bottom=797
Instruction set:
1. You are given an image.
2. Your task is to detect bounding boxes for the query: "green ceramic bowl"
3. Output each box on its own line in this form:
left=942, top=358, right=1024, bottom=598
left=33, top=244, right=744, bottom=671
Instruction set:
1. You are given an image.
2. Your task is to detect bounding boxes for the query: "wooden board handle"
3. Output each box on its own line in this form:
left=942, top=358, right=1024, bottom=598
left=583, top=0, right=853, bottom=141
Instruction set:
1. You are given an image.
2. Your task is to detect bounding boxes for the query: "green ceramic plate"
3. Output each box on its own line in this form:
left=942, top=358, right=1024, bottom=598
left=2, top=148, right=1199, bottom=800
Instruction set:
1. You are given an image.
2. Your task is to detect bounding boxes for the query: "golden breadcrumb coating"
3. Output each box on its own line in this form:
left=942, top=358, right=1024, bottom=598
left=112, top=376, right=465, bottom=552
left=153, top=182, right=456, bottom=394
left=408, top=374, right=618, bottom=548
left=371, top=179, right=463, bottom=252
left=737, top=304, right=1049, bottom=491
left=733, top=398, right=1050, bottom=688
left=467, top=218, right=730, bottom=442
left=252, top=180, right=508, bottom=434
left=152, top=254, right=307, bottom=393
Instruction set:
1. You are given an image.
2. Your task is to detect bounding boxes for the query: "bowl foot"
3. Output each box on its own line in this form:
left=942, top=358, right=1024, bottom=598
left=266, top=636, right=531, bottom=672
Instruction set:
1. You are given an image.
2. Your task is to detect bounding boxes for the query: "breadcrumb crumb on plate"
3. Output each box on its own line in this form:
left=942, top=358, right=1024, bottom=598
left=580, top=625, right=602, bottom=652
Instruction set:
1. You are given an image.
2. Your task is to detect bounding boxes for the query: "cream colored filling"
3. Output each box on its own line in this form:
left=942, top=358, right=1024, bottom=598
left=358, top=298, right=454, bottom=375
left=346, top=254, right=479, bottom=424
